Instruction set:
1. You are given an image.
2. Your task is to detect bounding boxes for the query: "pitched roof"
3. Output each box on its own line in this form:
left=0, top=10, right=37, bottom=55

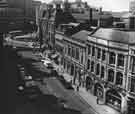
left=71, top=30, right=91, bottom=43
left=91, top=28, right=135, bottom=44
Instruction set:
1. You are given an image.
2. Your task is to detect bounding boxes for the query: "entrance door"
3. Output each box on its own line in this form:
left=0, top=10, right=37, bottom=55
left=94, top=83, right=104, bottom=99
left=86, top=77, right=93, bottom=91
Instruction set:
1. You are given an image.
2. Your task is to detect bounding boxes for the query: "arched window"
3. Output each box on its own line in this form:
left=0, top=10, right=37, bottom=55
left=91, top=61, right=95, bottom=72
left=101, top=66, right=105, bottom=79
left=116, top=72, right=123, bottom=85
left=96, top=63, right=100, bottom=75
left=108, top=69, right=114, bottom=83
left=87, top=59, right=90, bottom=70
left=109, top=52, right=116, bottom=65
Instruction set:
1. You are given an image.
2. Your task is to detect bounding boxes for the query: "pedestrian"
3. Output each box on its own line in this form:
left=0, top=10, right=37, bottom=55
left=96, top=97, right=99, bottom=104
left=76, top=85, right=79, bottom=91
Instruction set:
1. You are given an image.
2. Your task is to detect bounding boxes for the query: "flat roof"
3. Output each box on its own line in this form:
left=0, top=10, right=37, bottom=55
left=90, top=28, right=135, bottom=44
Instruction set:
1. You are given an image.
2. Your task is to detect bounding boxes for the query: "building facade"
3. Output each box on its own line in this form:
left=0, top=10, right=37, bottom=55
left=62, top=29, right=90, bottom=86
left=127, top=46, right=135, bottom=114
left=86, top=28, right=135, bottom=114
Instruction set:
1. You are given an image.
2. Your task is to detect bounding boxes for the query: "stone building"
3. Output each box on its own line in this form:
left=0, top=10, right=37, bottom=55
left=62, top=29, right=91, bottom=86
left=86, top=28, right=135, bottom=114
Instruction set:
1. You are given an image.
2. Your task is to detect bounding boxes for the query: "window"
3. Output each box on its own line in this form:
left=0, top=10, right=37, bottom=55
left=101, top=66, right=105, bottom=79
left=92, top=46, right=95, bottom=56
left=72, top=47, right=75, bottom=58
left=109, top=52, right=116, bottom=65
left=108, top=69, right=114, bottom=83
left=91, top=61, right=95, bottom=72
left=130, top=56, right=135, bottom=73
left=102, top=49, right=106, bottom=61
left=130, top=76, right=135, bottom=93
left=76, top=48, right=79, bottom=60
left=97, top=48, right=101, bottom=59
left=87, top=59, right=90, bottom=70
left=81, top=52, right=84, bottom=64
left=88, top=45, right=91, bottom=55
left=116, top=72, right=123, bottom=85
left=96, top=63, right=100, bottom=75
left=68, top=46, right=71, bottom=56
left=117, top=54, right=125, bottom=67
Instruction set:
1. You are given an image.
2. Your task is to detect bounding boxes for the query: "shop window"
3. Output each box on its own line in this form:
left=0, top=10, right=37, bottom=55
left=108, top=69, right=114, bottom=83
left=91, top=61, right=95, bottom=72
left=130, top=76, right=135, bottom=93
left=117, top=54, right=125, bottom=67
left=88, top=45, right=91, bottom=55
left=106, top=90, right=121, bottom=109
left=116, top=72, right=123, bottom=86
left=102, top=49, right=106, bottom=61
left=109, top=52, right=116, bottom=65
left=87, top=59, right=90, bottom=70
left=92, top=46, right=95, bottom=56
left=130, top=56, right=135, bottom=73
left=96, top=63, right=100, bottom=75
left=101, top=66, right=105, bottom=79
left=76, top=48, right=79, bottom=60
left=97, top=48, right=101, bottom=59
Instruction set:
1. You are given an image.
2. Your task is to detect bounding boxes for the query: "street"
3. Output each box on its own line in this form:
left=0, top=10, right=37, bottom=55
left=4, top=37, right=97, bottom=114
left=15, top=48, right=97, bottom=114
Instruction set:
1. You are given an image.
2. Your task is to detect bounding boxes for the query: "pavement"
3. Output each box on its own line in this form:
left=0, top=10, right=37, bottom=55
left=15, top=49, right=98, bottom=114
left=38, top=50, right=121, bottom=114
left=4, top=34, right=120, bottom=114
left=56, top=68, right=121, bottom=114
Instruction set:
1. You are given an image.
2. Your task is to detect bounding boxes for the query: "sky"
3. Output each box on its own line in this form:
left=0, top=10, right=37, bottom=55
left=37, top=0, right=130, bottom=12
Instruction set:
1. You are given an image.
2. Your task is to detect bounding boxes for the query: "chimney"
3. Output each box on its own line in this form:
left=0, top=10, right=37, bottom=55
left=98, top=7, right=102, bottom=27
left=89, top=8, right=93, bottom=26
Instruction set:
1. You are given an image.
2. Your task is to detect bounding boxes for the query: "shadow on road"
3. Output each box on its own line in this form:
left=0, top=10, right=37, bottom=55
left=26, top=94, right=82, bottom=114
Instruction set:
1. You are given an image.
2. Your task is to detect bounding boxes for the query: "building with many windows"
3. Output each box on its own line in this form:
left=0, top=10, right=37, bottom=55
left=86, top=28, right=135, bottom=114
left=127, top=45, right=135, bottom=114
left=62, top=28, right=90, bottom=86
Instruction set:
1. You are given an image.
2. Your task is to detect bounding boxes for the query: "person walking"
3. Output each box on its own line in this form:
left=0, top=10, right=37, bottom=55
left=96, top=96, right=99, bottom=104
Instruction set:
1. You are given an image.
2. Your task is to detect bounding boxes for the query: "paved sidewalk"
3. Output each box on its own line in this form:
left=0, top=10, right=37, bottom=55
left=56, top=67, right=120, bottom=114
left=40, top=52, right=120, bottom=114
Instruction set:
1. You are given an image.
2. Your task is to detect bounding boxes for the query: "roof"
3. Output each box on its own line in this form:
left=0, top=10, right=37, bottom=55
left=71, top=30, right=91, bottom=43
left=90, top=28, right=135, bottom=44
left=72, top=10, right=112, bottom=21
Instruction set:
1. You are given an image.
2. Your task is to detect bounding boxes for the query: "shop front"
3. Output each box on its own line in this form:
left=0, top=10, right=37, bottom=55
left=86, top=76, right=93, bottom=91
left=94, top=83, right=104, bottom=99
left=127, top=97, right=135, bottom=114
left=106, top=89, right=121, bottom=110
